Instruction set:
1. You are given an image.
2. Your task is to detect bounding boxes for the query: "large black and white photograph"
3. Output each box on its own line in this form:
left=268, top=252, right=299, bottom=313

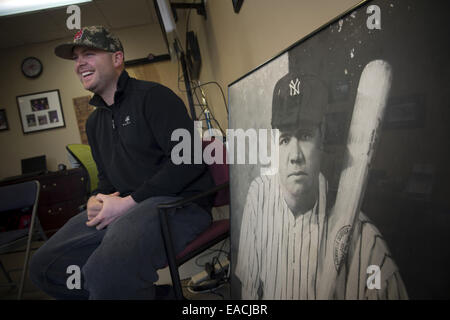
left=229, top=0, right=450, bottom=300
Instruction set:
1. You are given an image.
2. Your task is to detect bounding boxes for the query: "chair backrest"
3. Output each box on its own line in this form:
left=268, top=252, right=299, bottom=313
left=0, top=180, right=39, bottom=212
left=66, top=144, right=99, bottom=193
left=202, top=139, right=229, bottom=207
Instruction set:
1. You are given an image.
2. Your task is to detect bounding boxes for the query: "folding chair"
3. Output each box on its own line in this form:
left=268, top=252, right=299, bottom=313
left=0, top=180, right=46, bottom=299
left=158, top=139, right=230, bottom=299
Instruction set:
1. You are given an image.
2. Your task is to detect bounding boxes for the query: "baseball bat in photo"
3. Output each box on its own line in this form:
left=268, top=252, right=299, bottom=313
left=317, top=60, right=393, bottom=299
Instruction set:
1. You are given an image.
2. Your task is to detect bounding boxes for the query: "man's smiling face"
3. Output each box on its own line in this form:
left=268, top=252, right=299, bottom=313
left=72, top=46, right=116, bottom=95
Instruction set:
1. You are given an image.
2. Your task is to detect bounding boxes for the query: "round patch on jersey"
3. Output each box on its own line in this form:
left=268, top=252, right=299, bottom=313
left=334, top=225, right=352, bottom=271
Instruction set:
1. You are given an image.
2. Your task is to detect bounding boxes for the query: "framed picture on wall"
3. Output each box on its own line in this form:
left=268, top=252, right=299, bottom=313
left=16, top=89, right=65, bottom=134
left=0, top=109, right=9, bottom=131
left=228, top=0, right=450, bottom=300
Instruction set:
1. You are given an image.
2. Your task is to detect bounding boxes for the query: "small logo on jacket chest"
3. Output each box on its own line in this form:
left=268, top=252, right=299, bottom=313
left=122, top=115, right=131, bottom=127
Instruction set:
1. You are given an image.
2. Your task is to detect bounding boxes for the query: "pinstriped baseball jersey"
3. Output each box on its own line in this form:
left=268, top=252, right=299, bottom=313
left=235, top=173, right=408, bottom=299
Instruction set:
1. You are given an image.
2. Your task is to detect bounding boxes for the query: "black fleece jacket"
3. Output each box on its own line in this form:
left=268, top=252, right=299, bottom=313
left=86, top=70, right=214, bottom=211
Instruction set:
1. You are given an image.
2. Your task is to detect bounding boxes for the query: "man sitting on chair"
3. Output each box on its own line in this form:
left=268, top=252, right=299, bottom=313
left=29, top=26, right=215, bottom=300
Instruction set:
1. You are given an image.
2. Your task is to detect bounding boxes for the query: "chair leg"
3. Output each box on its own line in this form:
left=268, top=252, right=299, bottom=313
left=17, top=206, right=38, bottom=300
left=159, top=208, right=184, bottom=300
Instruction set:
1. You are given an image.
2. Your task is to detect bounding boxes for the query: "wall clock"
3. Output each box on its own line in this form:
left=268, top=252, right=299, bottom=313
left=21, top=57, right=43, bottom=78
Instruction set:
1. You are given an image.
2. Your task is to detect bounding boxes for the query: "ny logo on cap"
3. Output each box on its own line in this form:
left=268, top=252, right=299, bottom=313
left=74, top=29, right=84, bottom=41
left=289, top=78, right=301, bottom=96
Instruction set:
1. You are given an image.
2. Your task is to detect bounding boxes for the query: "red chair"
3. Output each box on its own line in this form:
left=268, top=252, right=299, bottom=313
left=158, top=139, right=229, bottom=300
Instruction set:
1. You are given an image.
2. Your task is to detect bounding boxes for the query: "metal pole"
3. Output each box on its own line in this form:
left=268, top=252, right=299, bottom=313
left=179, top=50, right=197, bottom=120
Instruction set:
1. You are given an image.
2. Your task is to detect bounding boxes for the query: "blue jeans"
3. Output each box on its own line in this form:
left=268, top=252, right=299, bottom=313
left=29, top=196, right=211, bottom=299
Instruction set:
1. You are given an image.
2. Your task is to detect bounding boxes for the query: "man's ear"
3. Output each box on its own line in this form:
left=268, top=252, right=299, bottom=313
left=112, top=51, right=124, bottom=67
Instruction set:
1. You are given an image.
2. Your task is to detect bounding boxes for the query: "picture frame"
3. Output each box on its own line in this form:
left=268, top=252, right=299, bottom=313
left=16, top=89, right=65, bottom=134
left=228, top=0, right=450, bottom=300
left=0, top=109, right=9, bottom=131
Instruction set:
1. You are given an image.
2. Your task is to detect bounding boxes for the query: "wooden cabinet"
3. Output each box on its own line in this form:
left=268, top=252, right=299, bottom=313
left=0, top=168, right=88, bottom=237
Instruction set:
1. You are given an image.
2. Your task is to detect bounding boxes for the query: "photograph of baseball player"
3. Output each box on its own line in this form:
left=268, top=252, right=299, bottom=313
left=234, top=68, right=407, bottom=300
left=229, top=0, right=450, bottom=300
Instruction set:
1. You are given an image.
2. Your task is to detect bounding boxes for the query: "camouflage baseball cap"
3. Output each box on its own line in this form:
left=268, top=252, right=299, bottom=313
left=54, top=26, right=124, bottom=60
left=272, top=72, right=328, bottom=129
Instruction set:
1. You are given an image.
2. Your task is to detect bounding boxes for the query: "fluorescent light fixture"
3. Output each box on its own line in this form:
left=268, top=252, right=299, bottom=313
left=156, top=0, right=175, bottom=33
left=0, top=0, right=92, bottom=17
